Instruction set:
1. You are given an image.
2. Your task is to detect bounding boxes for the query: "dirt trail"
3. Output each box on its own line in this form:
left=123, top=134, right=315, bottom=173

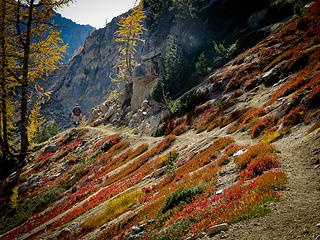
left=210, top=126, right=320, bottom=240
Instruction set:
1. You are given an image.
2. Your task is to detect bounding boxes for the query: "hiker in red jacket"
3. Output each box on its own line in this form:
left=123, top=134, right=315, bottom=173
left=72, top=104, right=82, bottom=127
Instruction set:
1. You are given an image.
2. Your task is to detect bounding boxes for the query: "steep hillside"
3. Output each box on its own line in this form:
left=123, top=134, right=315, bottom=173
left=42, top=0, right=300, bottom=130
left=0, top=1, right=320, bottom=240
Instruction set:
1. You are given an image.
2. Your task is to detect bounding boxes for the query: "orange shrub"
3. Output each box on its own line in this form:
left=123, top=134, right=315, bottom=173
left=239, top=153, right=280, bottom=180
left=100, top=140, right=130, bottom=162
left=225, top=143, right=244, bottom=156
left=254, top=170, right=287, bottom=193
left=102, top=143, right=149, bottom=173
left=235, top=143, right=276, bottom=169
left=176, top=136, right=234, bottom=176
left=282, top=106, right=306, bottom=128
left=220, top=109, right=247, bottom=128
left=171, top=122, right=188, bottom=136
left=251, top=115, right=274, bottom=138
left=227, top=107, right=266, bottom=134
left=103, top=135, right=176, bottom=187
left=263, top=48, right=294, bottom=72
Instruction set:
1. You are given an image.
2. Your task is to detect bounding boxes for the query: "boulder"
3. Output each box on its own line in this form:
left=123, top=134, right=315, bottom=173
left=88, top=107, right=102, bottom=124
left=132, top=225, right=144, bottom=234
left=103, top=105, right=117, bottom=121
left=131, top=63, right=157, bottom=111
left=93, top=117, right=104, bottom=127
left=207, top=223, right=229, bottom=236
left=233, top=149, right=246, bottom=157
left=43, top=144, right=59, bottom=153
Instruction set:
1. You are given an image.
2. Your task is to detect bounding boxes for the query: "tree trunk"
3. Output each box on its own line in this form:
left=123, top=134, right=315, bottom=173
left=20, top=0, right=34, bottom=161
left=0, top=0, right=10, bottom=157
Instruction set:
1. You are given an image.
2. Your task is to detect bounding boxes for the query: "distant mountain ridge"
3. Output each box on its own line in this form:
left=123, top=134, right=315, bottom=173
left=53, top=13, right=94, bottom=63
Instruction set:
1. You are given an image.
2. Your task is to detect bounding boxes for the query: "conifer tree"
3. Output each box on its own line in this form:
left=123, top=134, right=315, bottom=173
left=0, top=0, right=72, bottom=168
left=113, top=0, right=146, bottom=83
left=0, top=0, right=18, bottom=163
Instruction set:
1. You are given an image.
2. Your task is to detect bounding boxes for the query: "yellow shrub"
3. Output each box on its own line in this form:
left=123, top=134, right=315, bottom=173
left=80, top=116, right=88, bottom=127
left=10, top=186, right=18, bottom=209
left=159, top=150, right=178, bottom=167
left=260, top=131, right=281, bottom=143
left=83, top=189, right=142, bottom=230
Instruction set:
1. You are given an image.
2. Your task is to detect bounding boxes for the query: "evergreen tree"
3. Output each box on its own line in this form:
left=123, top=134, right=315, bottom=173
left=151, top=36, right=186, bottom=103
left=113, top=0, right=146, bottom=83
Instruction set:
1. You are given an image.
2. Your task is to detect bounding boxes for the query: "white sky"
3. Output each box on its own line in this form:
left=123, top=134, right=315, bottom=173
left=57, top=0, right=138, bottom=29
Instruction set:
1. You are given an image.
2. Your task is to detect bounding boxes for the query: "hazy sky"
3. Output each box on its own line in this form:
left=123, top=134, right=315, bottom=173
left=57, top=0, right=137, bottom=29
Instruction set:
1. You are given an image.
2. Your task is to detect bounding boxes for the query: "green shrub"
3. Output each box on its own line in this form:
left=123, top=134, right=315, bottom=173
left=165, top=151, right=178, bottom=174
left=151, top=122, right=166, bottom=137
left=160, top=185, right=204, bottom=214
left=151, top=218, right=193, bottom=240
left=151, top=35, right=189, bottom=103
left=167, top=88, right=208, bottom=116
left=34, top=120, right=59, bottom=144
left=195, top=51, right=209, bottom=75
left=0, top=188, right=64, bottom=234
left=294, top=0, right=305, bottom=16
left=59, top=169, right=89, bottom=190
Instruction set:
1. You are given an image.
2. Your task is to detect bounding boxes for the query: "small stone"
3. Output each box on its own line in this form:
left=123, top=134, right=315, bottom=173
left=195, top=232, right=206, bottom=238
left=316, top=223, right=320, bottom=228
left=233, top=149, right=246, bottom=157
left=207, top=223, right=229, bottom=236
left=216, top=189, right=223, bottom=195
left=132, top=226, right=143, bottom=234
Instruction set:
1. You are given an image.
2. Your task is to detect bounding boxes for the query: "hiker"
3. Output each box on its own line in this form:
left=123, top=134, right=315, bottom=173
left=72, top=104, right=82, bottom=127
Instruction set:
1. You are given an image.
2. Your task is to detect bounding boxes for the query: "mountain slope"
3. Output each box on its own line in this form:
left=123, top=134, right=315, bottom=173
left=0, top=1, right=320, bottom=240
left=42, top=0, right=301, bottom=130
left=53, top=13, right=94, bottom=63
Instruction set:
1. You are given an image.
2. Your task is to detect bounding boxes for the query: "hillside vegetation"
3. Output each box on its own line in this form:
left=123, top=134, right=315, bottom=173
left=0, top=1, right=320, bottom=240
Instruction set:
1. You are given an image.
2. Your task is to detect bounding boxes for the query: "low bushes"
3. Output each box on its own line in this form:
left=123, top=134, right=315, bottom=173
left=251, top=115, right=275, bottom=138
left=176, top=137, right=234, bottom=176
left=235, top=143, right=276, bottom=169
left=254, top=170, right=287, bottom=193
left=103, top=135, right=176, bottom=187
left=0, top=188, right=64, bottom=234
left=83, top=189, right=142, bottom=231
left=160, top=185, right=204, bottom=214
left=239, top=153, right=280, bottom=180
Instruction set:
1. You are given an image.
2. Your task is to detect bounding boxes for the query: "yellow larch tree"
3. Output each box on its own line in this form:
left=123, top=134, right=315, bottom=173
left=0, top=0, right=72, bottom=165
left=112, top=0, right=146, bottom=84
